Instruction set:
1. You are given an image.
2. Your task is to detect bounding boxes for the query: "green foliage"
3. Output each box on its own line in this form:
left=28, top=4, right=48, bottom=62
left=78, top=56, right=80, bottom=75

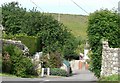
left=3, top=33, right=41, bottom=55
left=0, top=59, right=2, bottom=72
left=41, top=52, right=62, bottom=68
left=15, top=34, right=41, bottom=55
left=99, top=74, right=120, bottom=81
left=87, top=9, right=120, bottom=77
left=2, top=52, right=11, bottom=73
left=50, top=68, right=68, bottom=77
left=75, top=36, right=86, bottom=53
left=48, top=52, right=62, bottom=68
left=63, top=34, right=79, bottom=60
left=2, top=45, right=35, bottom=77
left=2, top=2, right=80, bottom=60
left=2, top=2, right=26, bottom=35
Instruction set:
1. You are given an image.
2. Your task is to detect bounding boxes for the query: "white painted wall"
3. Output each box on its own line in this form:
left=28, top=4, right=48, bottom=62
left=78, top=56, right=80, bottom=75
left=84, top=49, right=89, bottom=60
left=70, top=60, right=80, bottom=71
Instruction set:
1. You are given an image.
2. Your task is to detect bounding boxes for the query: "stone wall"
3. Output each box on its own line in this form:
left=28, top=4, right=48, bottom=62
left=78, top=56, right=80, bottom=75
left=0, top=39, right=29, bottom=54
left=101, top=41, right=120, bottom=76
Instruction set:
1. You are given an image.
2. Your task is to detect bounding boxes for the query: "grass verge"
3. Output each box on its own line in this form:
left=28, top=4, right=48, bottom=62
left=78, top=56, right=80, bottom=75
left=0, top=73, right=38, bottom=78
left=99, top=74, right=120, bottom=82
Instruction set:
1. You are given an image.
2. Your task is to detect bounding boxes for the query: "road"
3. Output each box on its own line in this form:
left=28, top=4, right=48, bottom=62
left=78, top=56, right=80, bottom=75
left=1, top=69, right=98, bottom=83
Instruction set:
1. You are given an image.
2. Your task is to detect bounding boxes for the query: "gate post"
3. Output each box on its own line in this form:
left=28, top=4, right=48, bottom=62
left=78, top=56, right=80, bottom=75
left=41, top=68, right=44, bottom=77
left=47, top=68, right=50, bottom=76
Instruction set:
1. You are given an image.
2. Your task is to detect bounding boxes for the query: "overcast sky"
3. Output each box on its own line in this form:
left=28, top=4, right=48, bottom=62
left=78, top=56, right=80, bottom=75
left=0, top=0, right=119, bottom=15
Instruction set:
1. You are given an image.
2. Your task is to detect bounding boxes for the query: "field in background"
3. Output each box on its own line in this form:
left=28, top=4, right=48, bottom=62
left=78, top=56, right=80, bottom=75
left=50, top=13, right=88, bottom=40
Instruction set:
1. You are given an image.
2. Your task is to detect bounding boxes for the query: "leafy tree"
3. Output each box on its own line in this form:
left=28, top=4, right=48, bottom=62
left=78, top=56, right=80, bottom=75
left=87, top=9, right=120, bottom=77
left=63, top=34, right=79, bottom=60
left=2, top=2, right=26, bottom=35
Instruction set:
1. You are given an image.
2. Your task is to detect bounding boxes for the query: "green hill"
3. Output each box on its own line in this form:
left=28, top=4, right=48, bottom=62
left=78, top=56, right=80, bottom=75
left=50, top=13, right=88, bottom=40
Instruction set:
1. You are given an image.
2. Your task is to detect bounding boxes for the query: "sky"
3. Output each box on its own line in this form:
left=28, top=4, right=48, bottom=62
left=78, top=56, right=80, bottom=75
left=0, top=0, right=119, bottom=15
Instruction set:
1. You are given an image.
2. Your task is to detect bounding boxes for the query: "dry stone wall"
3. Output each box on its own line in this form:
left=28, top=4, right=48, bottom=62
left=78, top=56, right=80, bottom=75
left=101, top=41, right=120, bottom=76
left=0, top=39, right=29, bottom=54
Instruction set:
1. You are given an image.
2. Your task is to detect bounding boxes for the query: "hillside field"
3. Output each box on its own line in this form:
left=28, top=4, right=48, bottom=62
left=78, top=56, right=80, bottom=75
left=50, top=13, right=88, bottom=40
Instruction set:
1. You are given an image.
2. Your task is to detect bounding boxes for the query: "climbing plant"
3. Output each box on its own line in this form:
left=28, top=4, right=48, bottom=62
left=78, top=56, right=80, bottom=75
left=87, top=9, right=120, bottom=77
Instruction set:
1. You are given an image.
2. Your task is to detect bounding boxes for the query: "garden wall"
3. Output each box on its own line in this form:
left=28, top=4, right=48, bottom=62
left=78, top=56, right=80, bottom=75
left=101, top=41, right=120, bottom=76
left=1, top=39, right=29, bottom=54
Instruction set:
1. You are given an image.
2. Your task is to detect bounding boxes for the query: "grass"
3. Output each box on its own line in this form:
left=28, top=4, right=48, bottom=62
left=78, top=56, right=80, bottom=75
left=49, top=13, right=88, bottom=40
left=0, top=73, right=38, bottom=78
left=0, top=73, right=17, bottom=77
left=99, top=74, right=120, bottom=82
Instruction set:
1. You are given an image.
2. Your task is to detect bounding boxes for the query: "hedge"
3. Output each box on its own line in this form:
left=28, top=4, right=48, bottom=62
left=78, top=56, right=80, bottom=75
left=50, top=68, right=68, bottom=77
left=3, top=33, right=41, bottom=55
left=15, top=35, right=41, bottom=55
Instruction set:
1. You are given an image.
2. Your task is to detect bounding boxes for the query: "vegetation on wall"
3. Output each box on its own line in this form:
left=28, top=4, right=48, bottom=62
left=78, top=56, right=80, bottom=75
left=87, top=9, right=120, bottom=77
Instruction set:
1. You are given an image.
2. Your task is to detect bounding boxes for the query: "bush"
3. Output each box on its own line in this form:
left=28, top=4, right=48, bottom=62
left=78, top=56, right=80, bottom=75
left=2, top=52, right=11, bottom=73
left=48, top=52, right=62, bottom=68
left=87, top=9, right=119, bottom=77
left=2, top=45, right=35, bottom=77
left=40, top=52, right=62, bottom=68
left=50, top=68, right=68, bottom=77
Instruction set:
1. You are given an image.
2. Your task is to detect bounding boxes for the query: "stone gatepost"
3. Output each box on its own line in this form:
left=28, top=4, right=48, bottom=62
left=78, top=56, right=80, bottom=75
left=101, top=41, right=120, bottom=76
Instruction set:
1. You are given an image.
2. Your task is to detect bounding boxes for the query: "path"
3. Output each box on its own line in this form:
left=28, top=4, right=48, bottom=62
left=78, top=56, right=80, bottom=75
left=1, top=69, right=98, bottom=83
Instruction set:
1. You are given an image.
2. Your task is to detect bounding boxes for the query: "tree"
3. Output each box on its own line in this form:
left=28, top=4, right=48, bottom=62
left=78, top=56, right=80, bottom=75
left=63, top=34, right=79, bottom=60
left=87, top=9, right=120, bottom=77
left=2, top=2, right=26, bottom=35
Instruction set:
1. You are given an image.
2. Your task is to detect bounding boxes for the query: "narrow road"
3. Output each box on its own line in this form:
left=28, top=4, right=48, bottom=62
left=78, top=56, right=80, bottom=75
left=1, top=69, right=98, bottom=83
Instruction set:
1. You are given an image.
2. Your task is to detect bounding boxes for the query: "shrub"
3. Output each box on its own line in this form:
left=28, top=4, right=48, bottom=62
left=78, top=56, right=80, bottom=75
left=48, top=52, right=62, bottom=68
left=50, top=68, right=68, bottom=77
left=40, top=52, right=62, bottom=68
left=2, top=52, right=11, bottom=73
left=2, top=45, right=35, bottom=77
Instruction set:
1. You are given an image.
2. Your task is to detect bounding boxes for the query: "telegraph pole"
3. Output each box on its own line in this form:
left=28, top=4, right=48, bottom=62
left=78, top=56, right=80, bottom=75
left=58, top=0, right=60, bottom=21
